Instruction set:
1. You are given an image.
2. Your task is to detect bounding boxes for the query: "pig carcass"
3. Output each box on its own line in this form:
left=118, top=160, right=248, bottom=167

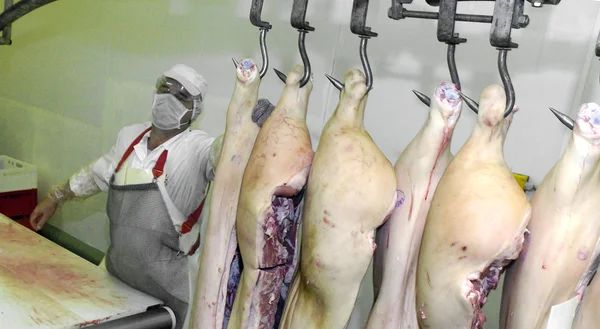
left=500, top=102, right=600, bottom=329
left=366, top=82, right=464, bottom=329
left=574, top=241, right=600, bottom=329
left=278, top=69, right=398, bottom=329
left=226, top=64, right=314, bottom=329
left=189, top=59, right=262, bottom=329
left=415, top=84, right=531, bottom=329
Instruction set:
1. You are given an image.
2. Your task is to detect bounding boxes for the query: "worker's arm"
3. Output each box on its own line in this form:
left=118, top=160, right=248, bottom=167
left=30, top=129, right=125, bottom=231
left=206, top=134, right=223, bottom=182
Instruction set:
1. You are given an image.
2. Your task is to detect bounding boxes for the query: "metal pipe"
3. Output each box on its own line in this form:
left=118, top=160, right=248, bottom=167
left=402, top=10, right=493, bottom=23
left=427, top=0, right=560, bottom=6
left=0, top=0, right=58, bottom=31
left=89, top=306, right=174, bottom=329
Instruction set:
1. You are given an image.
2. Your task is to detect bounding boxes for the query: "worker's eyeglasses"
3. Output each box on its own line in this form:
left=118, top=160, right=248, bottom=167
left=155, top=76, right=197, bottom=103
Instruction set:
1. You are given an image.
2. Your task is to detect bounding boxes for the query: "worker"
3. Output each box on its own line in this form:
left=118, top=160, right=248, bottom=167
left=29, top=63, right=275, bottom=329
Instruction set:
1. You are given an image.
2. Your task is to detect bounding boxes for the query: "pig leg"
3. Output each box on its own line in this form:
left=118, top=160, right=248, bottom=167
left=416, top=84, right=531, bottom=329
left=189, top=59, right=262, bottom=329
left=500, top=102, right=600, bottom=329
left=227, top=64, right=314, bottom=329
left=367, top=82, right=463, bottom=329
left=278, top=69, right=398, bottom=329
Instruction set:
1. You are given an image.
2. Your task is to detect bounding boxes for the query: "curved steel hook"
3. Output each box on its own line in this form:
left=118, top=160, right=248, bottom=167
left=447, top=43, right=461, bottom=90
left=326, top=37, right=374, bottom=92
left=298, top=30, right=311, bottom=87
left=272, top=30, right=311, bottom=87
left=258, top=28, right=270, bottom=78
left=360, top=37, right=374, bottom=91
left=412, top=43, right=478, bottom=114
left=498, top=48, right=515, bottom=118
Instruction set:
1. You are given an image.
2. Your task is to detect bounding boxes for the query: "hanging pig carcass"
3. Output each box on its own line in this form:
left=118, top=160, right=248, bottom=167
left=277, top=69, right=398, bottom=329
left=415, top=84, right=531, bottom=329
left=500, top=102, right=600, bottom=329
left=574, top=234, right=600, bottom=329
left=365, top=82, right=463, bottom=329
left=226, top=64, right=314, bottom=329
left=189, top=59, right=263, bottom=329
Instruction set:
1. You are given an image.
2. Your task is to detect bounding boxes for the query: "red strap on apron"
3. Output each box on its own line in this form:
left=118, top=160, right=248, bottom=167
left=114, top=127, right=168, bottom=180
left=182, top=198, right=205, bottom=235
left=188, top=236, right=201, bottom=256
left=152, top=150, right=168, bottom=179
left=185, top=198, right=205, bottom=254
left=184, top=184, right=209, bottom=254
left=115, top=127, right=151, bottom=173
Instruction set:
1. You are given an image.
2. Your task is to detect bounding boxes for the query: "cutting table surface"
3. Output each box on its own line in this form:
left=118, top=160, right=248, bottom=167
left=0, top=214, right=163, bottom=328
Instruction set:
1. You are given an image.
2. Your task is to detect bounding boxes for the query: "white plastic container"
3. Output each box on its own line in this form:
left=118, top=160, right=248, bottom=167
left=0, top=155, right=38, bottom=193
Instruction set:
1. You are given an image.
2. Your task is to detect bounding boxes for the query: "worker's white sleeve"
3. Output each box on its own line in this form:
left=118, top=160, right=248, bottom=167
left=206, top=134, right=224, bottom=182
left=68, top=132, right=122, bottom=197
left=66, top=164, right=102, bottom=198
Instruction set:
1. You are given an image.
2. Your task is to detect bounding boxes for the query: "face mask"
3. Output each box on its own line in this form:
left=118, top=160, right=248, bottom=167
left=151, top=93, right=192, bottom=130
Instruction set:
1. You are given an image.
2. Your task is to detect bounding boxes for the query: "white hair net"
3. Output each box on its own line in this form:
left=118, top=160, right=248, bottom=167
left=163, top=64, right=208, bottom=122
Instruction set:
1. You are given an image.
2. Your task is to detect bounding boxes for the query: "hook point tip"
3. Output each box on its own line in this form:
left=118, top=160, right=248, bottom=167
left=273, top=68, right=286, bottom=83
left=325, top=74, right=344, bottom=91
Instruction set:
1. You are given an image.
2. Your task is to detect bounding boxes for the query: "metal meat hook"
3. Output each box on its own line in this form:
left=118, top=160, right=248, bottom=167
left=326, top=0, right=378, bottom=93
left=0, top=0, right=59, bottom=45
left=457, top=49, right=516, bottom=118
left=273, top=0, right=314, bottom=87
left=595, top=29, right=600, bottom=84
left=408, top=0, right=478, bottom=113
left=498, top=48, right=515, bottom=118
left=447, top=43, right=461, bottom=90
left=248, top=0, right=272, bottom=78
left=414, top=43, right=479, bottom=114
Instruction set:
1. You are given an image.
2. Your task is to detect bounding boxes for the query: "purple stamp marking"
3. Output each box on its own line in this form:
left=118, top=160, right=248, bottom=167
left=395, top=189, right=406, bottom=207
left=578, top=247, right=589, bottom=261
left=230, top=154, right=241, bottom=164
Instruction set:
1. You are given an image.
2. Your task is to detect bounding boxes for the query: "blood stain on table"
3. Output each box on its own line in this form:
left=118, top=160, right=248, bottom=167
left=0, top=220, right=126, bottom=309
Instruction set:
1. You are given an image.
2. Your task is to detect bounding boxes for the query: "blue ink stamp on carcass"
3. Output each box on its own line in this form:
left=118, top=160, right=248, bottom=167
left=395, top=189, right=405, bottom=207
left=242, top=59, right=254, bottom=70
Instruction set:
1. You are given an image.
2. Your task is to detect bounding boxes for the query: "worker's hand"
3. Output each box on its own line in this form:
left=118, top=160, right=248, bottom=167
left=30, top=196, right=59, bottom=231
left=252, top=98, right=275, bottom=128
